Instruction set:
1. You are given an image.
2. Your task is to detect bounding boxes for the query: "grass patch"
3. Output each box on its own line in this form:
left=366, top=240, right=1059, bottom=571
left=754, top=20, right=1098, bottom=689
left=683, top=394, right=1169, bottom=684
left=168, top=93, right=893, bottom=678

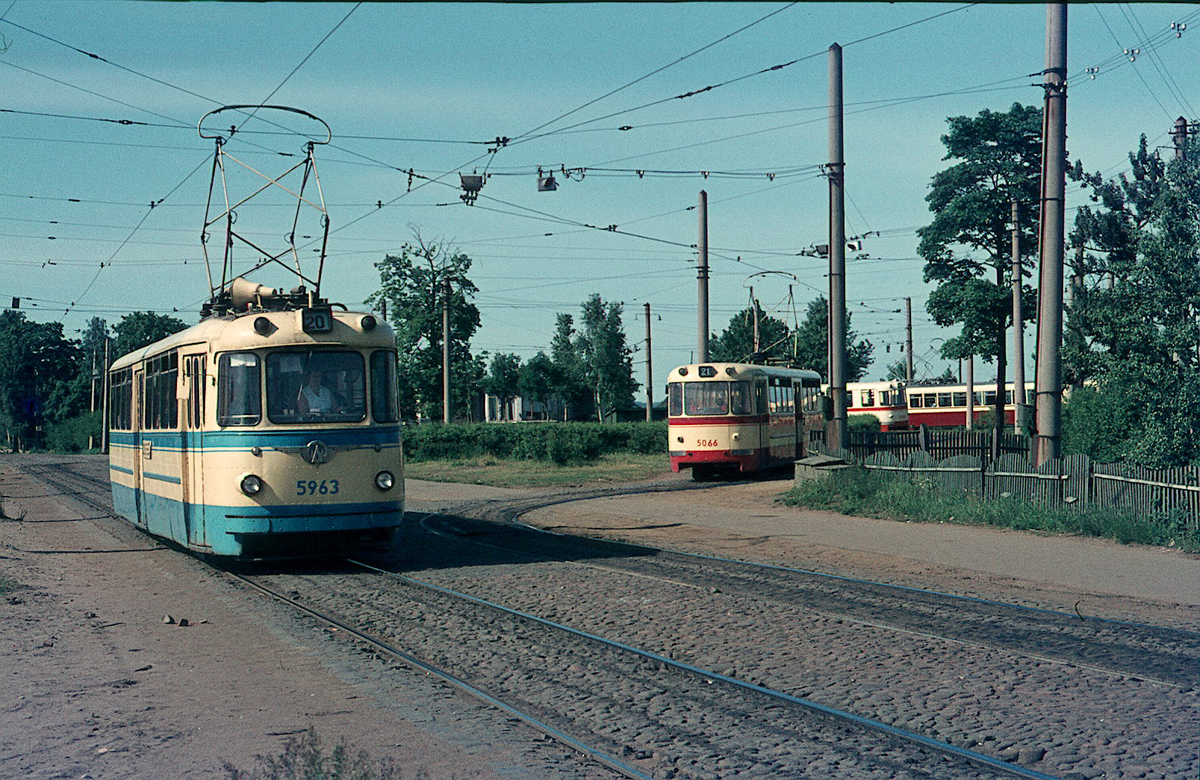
left=785, top=467, right=1200, bottom=552
left=0, top=576, right=13, bottom=595
left=405, top=452, right=671, bottom=488
left=223, top=729, right=400, bottom=780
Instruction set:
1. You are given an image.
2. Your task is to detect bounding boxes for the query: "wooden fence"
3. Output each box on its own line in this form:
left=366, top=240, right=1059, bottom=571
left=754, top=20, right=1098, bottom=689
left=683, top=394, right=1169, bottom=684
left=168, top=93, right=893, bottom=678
left=812, top=446, right=1200, bottom=531
left=807, top=427, right=1028, bottom=465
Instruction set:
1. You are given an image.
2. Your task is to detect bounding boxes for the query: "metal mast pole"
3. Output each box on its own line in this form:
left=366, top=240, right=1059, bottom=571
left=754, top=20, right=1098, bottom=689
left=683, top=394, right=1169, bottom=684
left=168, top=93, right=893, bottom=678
left=1034, top=3, right=1067, bottom=465
left=827, top=43, right=848, bottom=451
left=697, top=190, right=710, bottom=363
left=1173, top=116, right=1188, bottom=160
left=752, top=288, right=761, bottom=354
left=644, top=302, right=653, bottom=421
left=904, top=297, right=914, bottom=383
left=442, top=277, right=451, bottom=424
left=1011, top=198, right=1029, bottom=432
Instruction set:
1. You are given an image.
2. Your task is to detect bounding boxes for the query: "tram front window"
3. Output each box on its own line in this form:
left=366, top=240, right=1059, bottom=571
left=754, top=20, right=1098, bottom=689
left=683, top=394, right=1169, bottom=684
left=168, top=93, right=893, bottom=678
left=267, top=351, right=366, bottom=423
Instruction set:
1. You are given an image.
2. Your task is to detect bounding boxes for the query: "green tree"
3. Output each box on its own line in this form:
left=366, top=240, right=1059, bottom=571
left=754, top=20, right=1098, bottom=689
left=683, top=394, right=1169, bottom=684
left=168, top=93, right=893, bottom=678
left=792, top=296, right=873, bottom=381
left=518, top=351, right=558, bottom=415
left=367, top=232, right=484, bottom=421
left=549, top=313, right=590, bottom=420
left=0, top=311, right=81, bottom=450
left=577, top=294, right=639, bottom=422
left=112, top=311, right=187, bottom=359
left=918, top=103, right=1042, bottom=436
left=481, top=352, right=522, bottom=420
left=709, top=306, right=792, bottom=364
left=1065, top=131, right=1200, bottom=466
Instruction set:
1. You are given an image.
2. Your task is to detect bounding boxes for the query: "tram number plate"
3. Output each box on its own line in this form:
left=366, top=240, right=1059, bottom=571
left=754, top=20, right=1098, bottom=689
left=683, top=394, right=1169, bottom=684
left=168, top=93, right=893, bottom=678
left=301, top=308, right=333, bottom=333
left=696, top=439, right=719, bottom=447
left=296, top=479, right=339, bottom=496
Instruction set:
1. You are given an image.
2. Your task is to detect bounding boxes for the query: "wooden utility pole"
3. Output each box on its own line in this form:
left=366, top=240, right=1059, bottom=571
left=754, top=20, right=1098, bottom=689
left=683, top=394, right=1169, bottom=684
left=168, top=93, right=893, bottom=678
left=827, top=43, right=848, bottom=451
left=1173, top=116, right=1189, bottom=160
left=644, top=302, right=653, bottom=421
left=1034, top=3, right=1067, bottom=465
left=904, top=297, right=914, bottom=383
left=442, top=276, right=451, bottom=424
left=751, top=289, right=761, bottom=354
left=697, top=190, right=710, bottom=363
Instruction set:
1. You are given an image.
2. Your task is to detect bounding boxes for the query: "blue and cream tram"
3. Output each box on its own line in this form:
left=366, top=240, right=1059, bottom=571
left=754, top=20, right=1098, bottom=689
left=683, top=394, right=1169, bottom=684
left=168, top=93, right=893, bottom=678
left=107, top=284, right=404, bottom=557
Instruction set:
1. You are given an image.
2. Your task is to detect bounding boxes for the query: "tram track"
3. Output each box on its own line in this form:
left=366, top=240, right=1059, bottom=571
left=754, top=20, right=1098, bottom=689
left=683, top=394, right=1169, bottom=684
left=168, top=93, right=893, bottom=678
left=14, top=457, right=1200, bottom=779
left=229, top=558, right=1055, bottom=780
left=421, top=509, right=1200, bottom=688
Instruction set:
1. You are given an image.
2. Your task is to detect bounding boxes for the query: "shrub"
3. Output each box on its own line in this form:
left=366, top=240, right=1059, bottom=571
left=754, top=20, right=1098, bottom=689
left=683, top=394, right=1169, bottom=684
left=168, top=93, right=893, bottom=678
left=847, top=413, right=880, bottom=432
left=402, top=421, right=667, bottom=463
left=223, top=729, right=398, bottom=780
left=44, top=411, right=102, bottom=453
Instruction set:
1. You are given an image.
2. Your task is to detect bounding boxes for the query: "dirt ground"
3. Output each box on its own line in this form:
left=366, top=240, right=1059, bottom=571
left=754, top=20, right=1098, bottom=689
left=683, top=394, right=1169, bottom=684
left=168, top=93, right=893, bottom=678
left=2, top=455, right=1198, bottom=779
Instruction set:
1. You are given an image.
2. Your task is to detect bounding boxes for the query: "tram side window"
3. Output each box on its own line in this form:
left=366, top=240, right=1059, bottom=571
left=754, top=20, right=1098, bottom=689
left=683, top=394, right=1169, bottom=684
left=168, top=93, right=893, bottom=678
left=370, top=351, right=399, bottom=423
left=668, top=383, right=683, bottom=416
left=109, top=369, right=133, bottom=430
left=144, top=351, right=179, bottom=430
left=861, top=389, right=875, bottom=407
left=217, top=353, right=261, bottom=426
left=730, top=381, right=753, bottom=415
left=952, top=392, right=967, bottom=407
left=908, top=393, right=923, bottom=408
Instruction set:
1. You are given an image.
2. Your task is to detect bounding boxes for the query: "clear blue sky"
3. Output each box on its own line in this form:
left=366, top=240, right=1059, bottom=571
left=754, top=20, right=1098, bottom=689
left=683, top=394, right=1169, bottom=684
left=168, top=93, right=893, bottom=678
left=3, top=2, right=1197, bottom=391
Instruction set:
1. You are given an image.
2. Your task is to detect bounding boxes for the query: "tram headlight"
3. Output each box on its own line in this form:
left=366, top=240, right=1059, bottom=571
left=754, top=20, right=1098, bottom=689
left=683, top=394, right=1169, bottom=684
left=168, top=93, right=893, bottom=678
left=240, top=474, right=264, bottom=496
left=374, top=470, right=395, bottom=491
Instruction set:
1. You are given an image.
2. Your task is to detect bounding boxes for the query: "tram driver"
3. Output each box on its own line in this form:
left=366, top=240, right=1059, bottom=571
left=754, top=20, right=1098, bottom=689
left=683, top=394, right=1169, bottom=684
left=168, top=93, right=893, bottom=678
left=297, top=369, right=335, bottom=417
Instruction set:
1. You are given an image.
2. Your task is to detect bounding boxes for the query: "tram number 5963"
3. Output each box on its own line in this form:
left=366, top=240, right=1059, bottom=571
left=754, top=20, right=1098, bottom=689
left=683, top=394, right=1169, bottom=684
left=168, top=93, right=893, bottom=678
left=297, top=479, right=339, bottom=496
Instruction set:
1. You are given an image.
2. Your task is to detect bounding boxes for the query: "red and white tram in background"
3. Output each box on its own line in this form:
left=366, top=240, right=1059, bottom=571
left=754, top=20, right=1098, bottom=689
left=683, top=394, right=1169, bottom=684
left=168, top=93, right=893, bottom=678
left=830, top=381, right=908, bottom=430
left=904, top=382, right=1034, bottom=428
left=668, top=363, right=822, bottom=478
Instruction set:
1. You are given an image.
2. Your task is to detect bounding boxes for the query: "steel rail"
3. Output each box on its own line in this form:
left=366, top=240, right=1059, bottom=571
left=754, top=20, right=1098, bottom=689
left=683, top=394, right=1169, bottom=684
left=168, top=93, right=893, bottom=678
left=418, top=514, right=1191, bottom=688
left=347, top=556, right=1063, bottom=780
left=224, top=568, right=652, bottom=780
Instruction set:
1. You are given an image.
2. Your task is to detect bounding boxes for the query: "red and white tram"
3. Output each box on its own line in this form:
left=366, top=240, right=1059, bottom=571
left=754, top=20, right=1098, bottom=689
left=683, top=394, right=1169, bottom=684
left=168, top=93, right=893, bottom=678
left=828, top=381, right=909, bottom=430
left=905, top=382, right=1034, bottom=428
left=667, top=363, right=822, bottom=478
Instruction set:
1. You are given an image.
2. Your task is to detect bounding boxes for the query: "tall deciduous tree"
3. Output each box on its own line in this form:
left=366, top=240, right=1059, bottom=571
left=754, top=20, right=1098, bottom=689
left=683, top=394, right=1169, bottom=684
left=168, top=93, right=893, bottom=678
left=518, top=352, right=558, bottom=417
left=918, top=103, right=1042, bottom=436
left=577, top=294, right=639, bottom=422
left=792, top=297, right=873, bottom=381
left=111, top=311, right=187, bottom=359
left=0, top=311, right=81, bottom=449
left=367, top=232, right=484, bottom=421
left=709, top=306, right=792, bottom=364
left=549, top=313, right=590, bottom=420
left=1065, top=132, right=1200, bottom=466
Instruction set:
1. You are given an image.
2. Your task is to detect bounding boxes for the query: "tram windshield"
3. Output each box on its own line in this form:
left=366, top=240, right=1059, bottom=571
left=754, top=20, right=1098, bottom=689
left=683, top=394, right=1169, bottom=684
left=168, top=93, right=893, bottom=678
left=267, top=350, right=366, bottom=423
left=669, top=381, right=754, bottom=416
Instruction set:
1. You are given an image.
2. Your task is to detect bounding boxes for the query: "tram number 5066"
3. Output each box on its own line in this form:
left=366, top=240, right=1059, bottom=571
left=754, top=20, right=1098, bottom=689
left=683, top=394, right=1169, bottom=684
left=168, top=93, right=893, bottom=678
left=297, top=479, right=339, bottom=496
left=696, top=439, right=719, bottom=447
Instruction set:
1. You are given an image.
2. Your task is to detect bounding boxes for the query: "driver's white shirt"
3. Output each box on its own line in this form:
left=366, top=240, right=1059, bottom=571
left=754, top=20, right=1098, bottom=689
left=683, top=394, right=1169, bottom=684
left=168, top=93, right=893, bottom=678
left=300, top=384, right=334, bottom=413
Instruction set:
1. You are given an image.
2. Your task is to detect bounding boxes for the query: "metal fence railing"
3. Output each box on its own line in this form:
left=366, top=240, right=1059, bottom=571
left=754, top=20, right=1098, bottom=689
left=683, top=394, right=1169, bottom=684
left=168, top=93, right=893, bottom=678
left=806, top=428, right=1199, bottom=530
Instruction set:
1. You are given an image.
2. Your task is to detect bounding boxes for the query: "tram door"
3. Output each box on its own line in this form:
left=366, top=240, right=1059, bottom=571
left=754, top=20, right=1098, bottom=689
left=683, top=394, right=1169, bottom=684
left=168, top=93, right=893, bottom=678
left=182, top=354, right=206, bottom=549
left=132, top=369, right=145, bottom=526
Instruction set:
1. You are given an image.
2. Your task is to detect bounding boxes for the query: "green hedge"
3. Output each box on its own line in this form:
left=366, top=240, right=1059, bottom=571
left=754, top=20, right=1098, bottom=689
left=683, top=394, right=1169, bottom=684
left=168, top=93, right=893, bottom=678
left=403, top=421, right=667, bottom=465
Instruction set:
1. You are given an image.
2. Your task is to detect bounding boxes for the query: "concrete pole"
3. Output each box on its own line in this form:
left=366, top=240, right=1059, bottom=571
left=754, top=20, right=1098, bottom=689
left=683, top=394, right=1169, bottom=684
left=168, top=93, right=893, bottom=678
left=965, top=356, right=974, bottom=430
left=1034, top=3, right=1067, bottom=465
left=442, top=276, right=451, bottom=424
left=644, top=302, right=653, bottom=422
left=697, top=190, right=710, bottom=363
left=88, top=349, right=97, bottom=451
left=752, top=289, right=761, bottom=354
left=1011, top=198, right=1029, bottom=432
left=827, top=43, right=848, bottom=451
left=101, top=338, right=110, bottom=455
left=904, top=297, right=914, bottom=383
